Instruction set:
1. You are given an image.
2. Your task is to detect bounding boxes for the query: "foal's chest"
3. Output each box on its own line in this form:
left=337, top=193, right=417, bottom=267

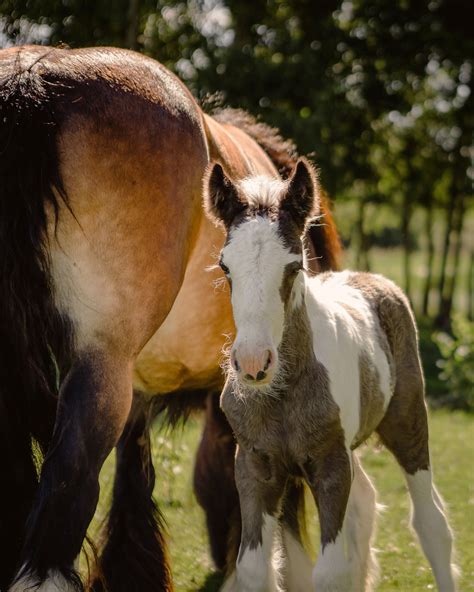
left=222, top=383, right=343, bottom=479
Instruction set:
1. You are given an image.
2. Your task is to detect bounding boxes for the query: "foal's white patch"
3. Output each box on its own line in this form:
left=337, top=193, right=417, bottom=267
left=9, top=570, right=78, bottom=592
left=281, top=528, right=312, bottom=591
left=305, top=271, right=393, bottom=448
left=345, top=456, right=379, bottom=591
left=223, top=217, right=301, bottom=362
left=236, top=513, right=279, bottom=591
left=313, top=532, right=352, bottom=592
left=405, top=469, right=457, bottom=592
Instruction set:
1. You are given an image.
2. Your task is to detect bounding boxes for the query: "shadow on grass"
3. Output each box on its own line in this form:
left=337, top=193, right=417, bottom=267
left=198, top=570, right=224, bottom=591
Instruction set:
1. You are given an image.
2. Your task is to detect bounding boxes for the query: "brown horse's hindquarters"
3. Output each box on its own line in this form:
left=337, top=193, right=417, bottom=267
left=50, top=111, right=208, bottom=358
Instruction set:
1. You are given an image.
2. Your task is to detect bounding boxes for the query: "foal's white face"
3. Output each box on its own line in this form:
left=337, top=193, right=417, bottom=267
left=220, top=216, right=302, bottom=386
left=204, top=158, right=317, bottom=387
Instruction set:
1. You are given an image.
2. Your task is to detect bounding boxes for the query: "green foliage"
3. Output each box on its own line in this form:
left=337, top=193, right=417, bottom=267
left=433, top=315, right=474, bottom=411
left=1, top=0, right=472, bottom=388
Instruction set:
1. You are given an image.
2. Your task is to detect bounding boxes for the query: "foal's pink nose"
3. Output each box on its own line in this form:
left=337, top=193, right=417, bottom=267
left=231, top=348, right=275, bottom=382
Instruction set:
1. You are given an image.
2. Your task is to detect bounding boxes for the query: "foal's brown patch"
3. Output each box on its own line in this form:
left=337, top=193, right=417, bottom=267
left=354, top=352, right=387, bottom=447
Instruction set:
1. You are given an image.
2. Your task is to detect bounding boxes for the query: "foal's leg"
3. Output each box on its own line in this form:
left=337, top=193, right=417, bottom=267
left=305, top=445, right=354, bottom=592
left=194, top=392, right=240, bottom=571
left=378, top=386, right=457, bottom=591
left=279, top=479, right=313, bottom=592
left=10, top=349, right=133, bottom=592
left=222, top=447, right=285, bottom=592
left=90, top=392, right=172, bottom=592
left=344, top=455, right=379, bottom=592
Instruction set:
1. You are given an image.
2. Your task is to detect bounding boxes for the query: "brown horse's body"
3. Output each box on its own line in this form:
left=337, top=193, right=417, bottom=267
left=134, top=114, right=278, bottom=394
left=0, top=45, right=340, bottom=591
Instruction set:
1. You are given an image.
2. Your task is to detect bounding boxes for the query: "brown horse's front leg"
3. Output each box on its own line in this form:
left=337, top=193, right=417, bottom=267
left=9, top=349, right=133, bottom=592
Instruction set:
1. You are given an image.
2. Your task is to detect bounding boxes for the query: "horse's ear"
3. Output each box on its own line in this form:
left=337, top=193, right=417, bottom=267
left=203, top=162, right=245, bottom=227
left=280, top=158, right=319, bottom=230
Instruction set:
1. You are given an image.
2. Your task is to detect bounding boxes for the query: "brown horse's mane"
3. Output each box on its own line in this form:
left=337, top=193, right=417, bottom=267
left=212, top=107, right=298, bottom=177
left=212, top=107, right=343, bottom=271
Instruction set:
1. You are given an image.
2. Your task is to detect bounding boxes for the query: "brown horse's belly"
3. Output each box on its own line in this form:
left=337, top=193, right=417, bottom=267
left=134, top=218, right=234, bottom=394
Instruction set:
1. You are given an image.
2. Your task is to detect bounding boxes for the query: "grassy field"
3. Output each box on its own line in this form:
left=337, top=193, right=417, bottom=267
left=87, top=409, right=474, bottom=591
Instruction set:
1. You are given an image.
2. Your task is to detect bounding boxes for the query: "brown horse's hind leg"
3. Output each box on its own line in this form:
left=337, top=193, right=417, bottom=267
left=90, top=392, right=172, bottom=592
left=377, top=372, right=457, bottom=591
left=9, top=349, right=133, bottom=592
left=193, top=392, right=241, bottom=572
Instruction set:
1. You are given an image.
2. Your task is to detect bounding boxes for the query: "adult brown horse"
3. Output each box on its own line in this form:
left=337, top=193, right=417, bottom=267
left=0, top=45, right=341, bottom=592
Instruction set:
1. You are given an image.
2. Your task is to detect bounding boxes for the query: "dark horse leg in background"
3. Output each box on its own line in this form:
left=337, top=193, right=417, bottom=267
left=95, top=389, right=240, bottom=589
left=194, top=392, right=240, bottom=571
left=91, top=392, right=172, bottom=592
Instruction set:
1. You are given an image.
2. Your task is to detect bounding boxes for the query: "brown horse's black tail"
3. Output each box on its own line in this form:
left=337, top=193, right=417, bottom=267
left=0, top=53, right=73, bottom=588
left=213, top=107, right=342, bottom=271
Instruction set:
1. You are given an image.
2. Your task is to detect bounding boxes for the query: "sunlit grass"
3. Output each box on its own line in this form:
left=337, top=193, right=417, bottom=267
left=87, top=409, right=473, bottom=591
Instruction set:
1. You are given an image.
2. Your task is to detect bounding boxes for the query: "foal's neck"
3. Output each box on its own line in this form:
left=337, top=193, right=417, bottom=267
left=277, top=273, right=314, bottom=383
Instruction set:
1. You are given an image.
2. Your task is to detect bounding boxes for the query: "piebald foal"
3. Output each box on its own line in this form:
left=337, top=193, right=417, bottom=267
left=204, top=159, right=457, bottom=592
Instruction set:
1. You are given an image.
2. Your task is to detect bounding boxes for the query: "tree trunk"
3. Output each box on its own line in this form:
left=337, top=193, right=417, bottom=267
left=440, top=192, right=466, bottom=325
left=126, top=0, right=140, bottom=50
left=422, top=198, right=435, bottom=317
left=401, top=190, right=412, bottom=303
left=355, top=198, right=370, bottom=270
left=468, top=249, right=474, bottom=322
left=436, top=187, right=457, bottom=325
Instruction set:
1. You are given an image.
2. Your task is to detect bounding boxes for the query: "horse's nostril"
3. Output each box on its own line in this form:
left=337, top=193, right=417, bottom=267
left=244, top=373, right=255, bottom=381
left=256, top=370, right=267, bottom=381
left=233, top=356, right=240, bottom=372
left=263, top=351, right=272, bottom=371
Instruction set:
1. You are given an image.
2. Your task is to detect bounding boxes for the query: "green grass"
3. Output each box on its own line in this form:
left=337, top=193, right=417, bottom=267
left=86, top=409, right=474, bottom=591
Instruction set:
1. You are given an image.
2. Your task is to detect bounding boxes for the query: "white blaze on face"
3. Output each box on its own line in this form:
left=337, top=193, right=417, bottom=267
left=223, top=216, right=301, bottom=381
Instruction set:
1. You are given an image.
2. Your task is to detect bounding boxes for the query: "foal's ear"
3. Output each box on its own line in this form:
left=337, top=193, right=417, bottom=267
left=203, top=162, right=246, bottom=227
left=280, top=158, right=319, bottom=230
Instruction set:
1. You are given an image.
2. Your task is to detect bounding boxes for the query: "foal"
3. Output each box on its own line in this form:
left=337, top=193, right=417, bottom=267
left=204, top=159, right=457, bottom=592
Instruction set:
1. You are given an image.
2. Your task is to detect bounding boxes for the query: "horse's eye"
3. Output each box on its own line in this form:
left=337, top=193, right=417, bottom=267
left=219, top=260, right=230, bottom=276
